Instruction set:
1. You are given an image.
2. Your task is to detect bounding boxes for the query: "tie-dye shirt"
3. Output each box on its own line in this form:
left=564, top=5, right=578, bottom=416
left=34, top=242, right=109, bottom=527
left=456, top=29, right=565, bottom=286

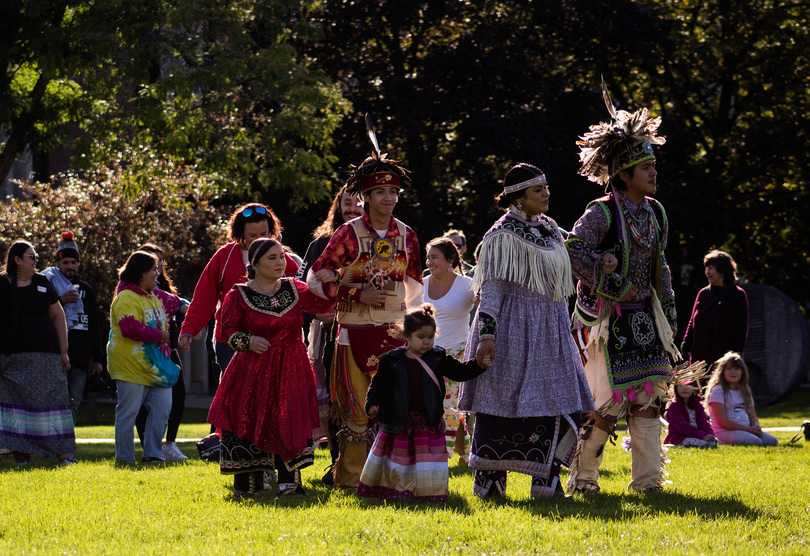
left=107, top=283, right=186, bottom=387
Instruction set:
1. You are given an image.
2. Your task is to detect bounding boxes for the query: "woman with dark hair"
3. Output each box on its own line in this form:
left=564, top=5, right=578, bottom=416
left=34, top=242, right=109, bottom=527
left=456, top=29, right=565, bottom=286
left=459, top=163, right=593, bottom=498
left=424, top=237, right=476, bottom=464
left=179, top=203, right=298, bottom=370
left=135, top=243, right=191, bottom=461
left=681, top=250, right=749, bottom=367
left=207, top=238, right=333, bottom=496
left=0, top=240, right=78, bottom=466
left=297, top=185, right=364, bottom=281
left=295, top=185, right=363, bottom=484
left=108, top=251, right=185, bottom=464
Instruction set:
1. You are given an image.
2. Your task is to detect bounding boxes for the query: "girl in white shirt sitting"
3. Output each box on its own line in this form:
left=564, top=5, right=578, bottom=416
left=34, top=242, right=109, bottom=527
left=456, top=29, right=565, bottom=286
left=705, top=352, right=778, bottom=446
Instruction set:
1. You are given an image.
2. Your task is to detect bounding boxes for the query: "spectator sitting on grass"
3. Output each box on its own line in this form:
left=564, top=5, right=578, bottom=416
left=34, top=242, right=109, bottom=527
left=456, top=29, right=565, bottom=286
left=663, top=380, right=717, bottom=448
left=705, top=352, right=778, bottom=446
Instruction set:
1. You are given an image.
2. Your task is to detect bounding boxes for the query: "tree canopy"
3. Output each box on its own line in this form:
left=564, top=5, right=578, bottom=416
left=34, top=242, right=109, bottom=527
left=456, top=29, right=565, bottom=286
left=1, top=0, right=349, bottom=207
left=2, top=0, right=809, bottom=312
left=302, top=0, right=810, bottom=311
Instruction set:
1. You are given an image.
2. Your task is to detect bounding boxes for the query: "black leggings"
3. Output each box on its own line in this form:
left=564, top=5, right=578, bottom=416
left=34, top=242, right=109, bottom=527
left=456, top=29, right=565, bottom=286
left=136, top=351, right=185, bottom=444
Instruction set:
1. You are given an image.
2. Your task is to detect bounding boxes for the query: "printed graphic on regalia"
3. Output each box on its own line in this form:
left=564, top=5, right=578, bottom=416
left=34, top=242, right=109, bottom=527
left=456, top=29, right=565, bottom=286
left=353, top=235, right=406, bottom=295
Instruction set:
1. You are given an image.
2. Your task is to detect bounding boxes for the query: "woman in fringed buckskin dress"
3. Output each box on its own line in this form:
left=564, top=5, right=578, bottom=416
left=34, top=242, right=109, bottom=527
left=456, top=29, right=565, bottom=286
left=459, top=163, right=593, bottom=498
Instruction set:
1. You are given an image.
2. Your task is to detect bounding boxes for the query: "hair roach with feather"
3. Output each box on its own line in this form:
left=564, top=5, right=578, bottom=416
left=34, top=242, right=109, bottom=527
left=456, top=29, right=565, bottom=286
left=577, top=77, right=666, bottom=186
left=343, top=114, right=412, bottom=196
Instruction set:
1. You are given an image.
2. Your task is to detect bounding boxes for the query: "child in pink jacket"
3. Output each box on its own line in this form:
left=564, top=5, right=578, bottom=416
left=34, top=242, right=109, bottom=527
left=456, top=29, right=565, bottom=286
left=664, top=381, right=717, bottom=448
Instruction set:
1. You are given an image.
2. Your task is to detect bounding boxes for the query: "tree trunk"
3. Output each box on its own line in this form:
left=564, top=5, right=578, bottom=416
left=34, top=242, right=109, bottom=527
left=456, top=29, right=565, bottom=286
left=0, top=73, right=51, bottom=186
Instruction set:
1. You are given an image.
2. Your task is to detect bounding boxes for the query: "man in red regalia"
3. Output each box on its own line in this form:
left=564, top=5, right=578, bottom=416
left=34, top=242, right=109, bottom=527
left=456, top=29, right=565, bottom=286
left=308, top=139, right=423, bottom=489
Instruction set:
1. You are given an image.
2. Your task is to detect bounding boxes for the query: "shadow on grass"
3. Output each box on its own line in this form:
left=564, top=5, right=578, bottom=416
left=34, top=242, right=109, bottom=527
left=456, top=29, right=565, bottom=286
left=449, top=464, right=473, bottom=478
left=449, top=465, right=627, bottom=479
left=62, top=441, right=203, bottom=462
left=227, top=480, right=756, bottom=521
left=508, top=489, right=759, bottom=521
left=227, top=478, right=473, bottom=511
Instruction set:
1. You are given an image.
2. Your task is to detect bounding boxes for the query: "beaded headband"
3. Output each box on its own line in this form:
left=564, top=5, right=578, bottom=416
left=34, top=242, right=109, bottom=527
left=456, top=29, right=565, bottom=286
left=503, top=174, right=547, bottom=195
left=359, top=170, right=402, bottom=194
left=613, top=140, right=655, bottom=176
left=249, top=238, right=279, bottom=268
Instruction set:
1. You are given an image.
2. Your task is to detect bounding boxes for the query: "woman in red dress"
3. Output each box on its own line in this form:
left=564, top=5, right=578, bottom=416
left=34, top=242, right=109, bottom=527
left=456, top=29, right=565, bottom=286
left=207, top=238, right=333, bottom=497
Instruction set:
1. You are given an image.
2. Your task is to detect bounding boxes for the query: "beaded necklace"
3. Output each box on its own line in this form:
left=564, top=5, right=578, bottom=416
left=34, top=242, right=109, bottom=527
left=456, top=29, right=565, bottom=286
left=622, top=203, right=655, bottom=249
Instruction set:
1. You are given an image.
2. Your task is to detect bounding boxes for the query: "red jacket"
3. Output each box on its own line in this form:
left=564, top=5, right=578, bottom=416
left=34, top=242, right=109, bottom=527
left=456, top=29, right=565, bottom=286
left=180, top=242, right=299, bottom=343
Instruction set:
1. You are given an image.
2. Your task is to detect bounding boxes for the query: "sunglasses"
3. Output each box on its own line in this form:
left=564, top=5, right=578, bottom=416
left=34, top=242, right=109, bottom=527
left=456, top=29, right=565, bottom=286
left=26, top=253, right=39, bottom=261
left=241, top=206, right=267, bottom=218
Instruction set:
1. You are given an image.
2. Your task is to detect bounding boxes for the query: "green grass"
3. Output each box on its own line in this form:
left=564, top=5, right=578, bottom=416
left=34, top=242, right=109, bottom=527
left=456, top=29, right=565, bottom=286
left=2, top=392, right=808, bottom=554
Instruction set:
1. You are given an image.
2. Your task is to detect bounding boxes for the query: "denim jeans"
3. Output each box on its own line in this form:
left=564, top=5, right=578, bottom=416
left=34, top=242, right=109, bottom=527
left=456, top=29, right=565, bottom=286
left=66, top=365, right=88, bottom=425
left=115, top=380, right=172, bottom=462
left=214, top=341, right=235, bottom=371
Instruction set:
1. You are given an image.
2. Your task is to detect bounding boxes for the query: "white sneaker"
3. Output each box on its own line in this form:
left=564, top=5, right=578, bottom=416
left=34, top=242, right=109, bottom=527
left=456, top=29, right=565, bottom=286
left=161, top=442, right=189, bottom=461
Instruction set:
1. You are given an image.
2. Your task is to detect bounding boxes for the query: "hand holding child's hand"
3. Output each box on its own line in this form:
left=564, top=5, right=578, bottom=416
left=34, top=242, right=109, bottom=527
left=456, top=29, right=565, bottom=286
left=314, top=269, right=337, bottom=283
left=315, top=311, right=335, bottom=323
left=367, top=405, right=379, bottom=417
left=476, top=339, right=496, bottom=369
left=179, top=335, right=193, bottom=351
left=481, top=354, right=493, bottom=368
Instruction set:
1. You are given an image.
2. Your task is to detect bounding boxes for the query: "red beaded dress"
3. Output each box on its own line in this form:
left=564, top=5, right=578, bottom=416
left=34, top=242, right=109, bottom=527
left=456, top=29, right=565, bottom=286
left=208, top=278, right=334, bottom=470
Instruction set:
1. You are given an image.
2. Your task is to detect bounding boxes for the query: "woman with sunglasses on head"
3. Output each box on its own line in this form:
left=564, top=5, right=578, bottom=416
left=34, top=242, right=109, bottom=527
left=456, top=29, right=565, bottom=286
left=0, top=240, right=78, bottom=466
left=179, top=203, right=299, bottom=370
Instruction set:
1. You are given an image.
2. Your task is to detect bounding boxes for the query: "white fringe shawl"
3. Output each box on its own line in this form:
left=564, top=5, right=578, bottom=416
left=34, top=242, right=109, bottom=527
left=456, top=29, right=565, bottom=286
left=472, top=224, right=575, bottom=301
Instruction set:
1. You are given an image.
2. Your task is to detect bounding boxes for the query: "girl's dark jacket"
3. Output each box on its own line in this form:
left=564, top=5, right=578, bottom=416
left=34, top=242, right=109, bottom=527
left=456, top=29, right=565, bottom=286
left=366, top=346, right=486, bottom=434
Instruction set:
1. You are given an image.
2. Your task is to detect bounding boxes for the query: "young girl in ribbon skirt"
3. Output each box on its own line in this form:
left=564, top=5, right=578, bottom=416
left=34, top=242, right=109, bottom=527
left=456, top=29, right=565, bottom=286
left=357, top=304, right=490, bottom=502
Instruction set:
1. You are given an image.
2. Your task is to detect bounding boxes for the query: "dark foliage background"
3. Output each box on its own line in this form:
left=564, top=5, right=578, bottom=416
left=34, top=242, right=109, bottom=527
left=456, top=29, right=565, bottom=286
left=3, top=0, right=808, bottom=331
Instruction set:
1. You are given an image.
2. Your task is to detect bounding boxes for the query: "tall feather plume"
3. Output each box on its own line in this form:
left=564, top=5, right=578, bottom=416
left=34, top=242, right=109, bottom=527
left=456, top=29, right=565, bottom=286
left=601, top=75, right=616, bottom=120
left=365, top=113, right=381, bottom=161
left=342, top=113, right=412, bottom=195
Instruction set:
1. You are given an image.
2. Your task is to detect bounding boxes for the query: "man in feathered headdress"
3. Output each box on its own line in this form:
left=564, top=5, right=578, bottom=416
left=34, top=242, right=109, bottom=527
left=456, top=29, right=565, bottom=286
left=308, top=116, right=424, bottom=489
left=565, top=83, right=679, bottom=493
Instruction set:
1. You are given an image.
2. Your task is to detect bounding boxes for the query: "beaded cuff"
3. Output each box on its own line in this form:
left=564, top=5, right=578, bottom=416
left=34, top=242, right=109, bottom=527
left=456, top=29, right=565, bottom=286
left=478, top=311, right=496, bottom=340
left=661, top=294, right=677, bottom=332
left=229, top=332, right=253, bottom=352
left=596, top=270, right=633, bottom=301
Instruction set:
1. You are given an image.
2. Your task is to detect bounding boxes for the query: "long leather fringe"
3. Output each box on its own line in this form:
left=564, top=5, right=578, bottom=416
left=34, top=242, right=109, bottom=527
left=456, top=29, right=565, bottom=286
left=473, top=231, right=574, bottom=300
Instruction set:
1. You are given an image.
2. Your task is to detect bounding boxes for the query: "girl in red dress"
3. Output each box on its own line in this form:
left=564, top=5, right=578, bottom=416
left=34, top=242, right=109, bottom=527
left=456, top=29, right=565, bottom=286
left=207, top=238, right=333, bottom=497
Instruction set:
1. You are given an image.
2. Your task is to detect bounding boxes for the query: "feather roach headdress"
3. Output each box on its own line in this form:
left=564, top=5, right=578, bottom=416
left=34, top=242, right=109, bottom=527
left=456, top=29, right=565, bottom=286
left=577, top=78, right=666, bottom=186
left=344, top=114, right=412, bottom=196
left=670, top=360, right=710, bottom=387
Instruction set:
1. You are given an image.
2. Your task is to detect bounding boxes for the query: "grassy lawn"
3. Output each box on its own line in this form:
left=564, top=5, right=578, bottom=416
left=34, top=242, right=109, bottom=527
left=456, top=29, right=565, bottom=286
left=2, top=392, right=808, bottom=554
